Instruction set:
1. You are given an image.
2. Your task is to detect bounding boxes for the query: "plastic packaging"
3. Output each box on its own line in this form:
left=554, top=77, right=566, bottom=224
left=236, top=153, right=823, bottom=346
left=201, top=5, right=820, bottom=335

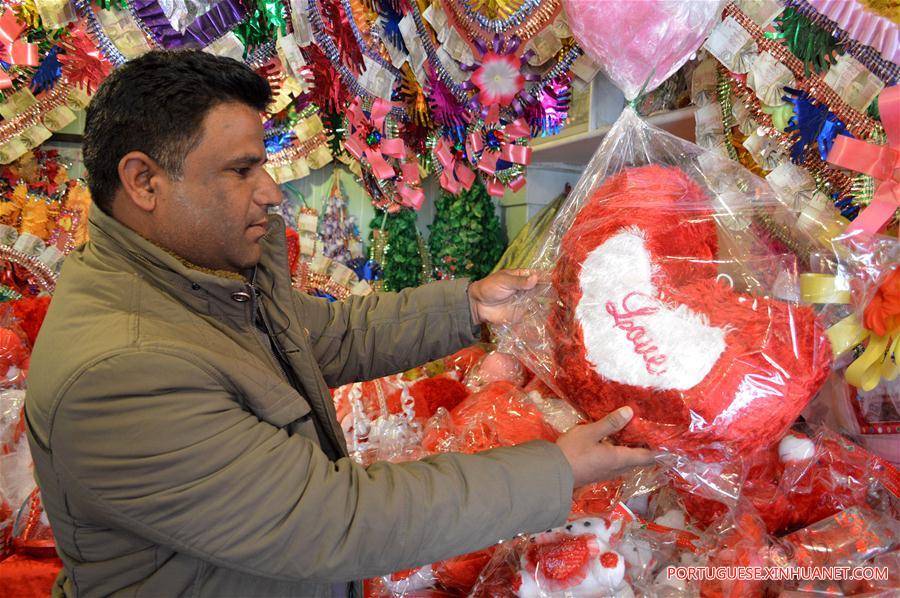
left=471, top=503, right=704, bottom=598
left=499, top=110, right=832, bottom=462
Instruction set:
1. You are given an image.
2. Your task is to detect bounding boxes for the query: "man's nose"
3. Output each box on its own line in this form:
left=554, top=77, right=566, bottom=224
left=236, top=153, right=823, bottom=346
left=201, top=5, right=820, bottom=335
left=256, top=169, right=282, bottom=207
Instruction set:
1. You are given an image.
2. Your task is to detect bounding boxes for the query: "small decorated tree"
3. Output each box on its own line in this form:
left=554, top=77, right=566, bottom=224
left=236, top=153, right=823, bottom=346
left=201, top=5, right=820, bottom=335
left=368, top=209, right=423, bottom=292
left=428, top=179, right=505, bottom=281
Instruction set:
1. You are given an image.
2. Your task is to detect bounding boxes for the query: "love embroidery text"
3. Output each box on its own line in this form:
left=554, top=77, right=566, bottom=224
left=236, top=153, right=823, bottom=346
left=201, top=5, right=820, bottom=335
left=605, top=291, right=669, bottom=375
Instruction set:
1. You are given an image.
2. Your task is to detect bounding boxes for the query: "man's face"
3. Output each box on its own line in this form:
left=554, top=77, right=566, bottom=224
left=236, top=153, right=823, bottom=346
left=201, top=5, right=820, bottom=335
left=154, top=101, right=281, bottom=273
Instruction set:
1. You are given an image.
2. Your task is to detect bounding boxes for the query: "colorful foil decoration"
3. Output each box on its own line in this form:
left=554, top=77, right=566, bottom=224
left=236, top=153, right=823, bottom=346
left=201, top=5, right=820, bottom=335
left=826, top=85, right=900, bottom=238
left=466, top=104, right=530, bottom=197
left=344, top=98, right=423, bottom=210
left=463, top=34, right=537, bottom=113
left=129, top=0, right=247, bottom=50
left=0, top=9, right=40, bottom=89
left=58, top=23, right=113, bottom=93
left=434, top=133, right=476, bottom=194
left=783, top=87, right=852, bottom=164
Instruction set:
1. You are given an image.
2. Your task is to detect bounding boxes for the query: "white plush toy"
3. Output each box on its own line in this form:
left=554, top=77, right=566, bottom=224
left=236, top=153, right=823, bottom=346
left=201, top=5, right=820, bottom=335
left=516, top=517, right=634, bottom=597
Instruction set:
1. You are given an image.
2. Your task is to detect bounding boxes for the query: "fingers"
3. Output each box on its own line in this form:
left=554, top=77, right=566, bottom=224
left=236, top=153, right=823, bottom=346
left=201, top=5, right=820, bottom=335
left=608, top=445, right=657, bottom=470
left=493, top=269, right=536, bottom=288
left=585, top=406, right=634, bottom=441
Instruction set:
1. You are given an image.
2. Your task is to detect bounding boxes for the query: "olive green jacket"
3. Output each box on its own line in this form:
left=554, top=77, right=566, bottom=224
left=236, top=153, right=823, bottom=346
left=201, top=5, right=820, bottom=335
left=24, top=206, right=573, bottom=597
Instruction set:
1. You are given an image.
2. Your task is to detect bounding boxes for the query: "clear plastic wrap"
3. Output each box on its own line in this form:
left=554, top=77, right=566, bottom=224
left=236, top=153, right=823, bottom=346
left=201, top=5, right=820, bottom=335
left=801, top=234, right=899, bottom=465
left=675, top=425, right=899, bottom=535
left=767, top=506, right=899, bottom=569
left=470, top=503, right=704, bottom=598
left=498, top=110, right=833, bottom=461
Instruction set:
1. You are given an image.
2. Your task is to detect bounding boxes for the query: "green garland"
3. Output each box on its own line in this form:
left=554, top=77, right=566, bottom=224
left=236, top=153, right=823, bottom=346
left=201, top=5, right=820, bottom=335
left=428, top=179, right=506, bottom=281
left=774, top=7, right=844, bottom=75
left=368, top=209, right=423, bottom=291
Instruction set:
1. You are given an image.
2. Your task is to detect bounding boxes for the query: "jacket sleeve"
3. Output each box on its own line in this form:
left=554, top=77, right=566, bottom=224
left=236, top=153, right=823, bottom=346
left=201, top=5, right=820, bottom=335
left=292, top=278, right=481, bottom=387
left=50, top=349, right=573, bottom=583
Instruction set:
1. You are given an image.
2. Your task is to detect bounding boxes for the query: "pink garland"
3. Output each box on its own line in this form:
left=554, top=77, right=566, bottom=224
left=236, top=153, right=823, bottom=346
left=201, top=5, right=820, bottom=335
left=807, top=0, right=900, bottom=63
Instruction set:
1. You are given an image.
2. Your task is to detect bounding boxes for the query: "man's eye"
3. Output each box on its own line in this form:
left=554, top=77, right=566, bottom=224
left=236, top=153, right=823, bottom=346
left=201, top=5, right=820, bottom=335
left=232, top=167, right=251, bottom=176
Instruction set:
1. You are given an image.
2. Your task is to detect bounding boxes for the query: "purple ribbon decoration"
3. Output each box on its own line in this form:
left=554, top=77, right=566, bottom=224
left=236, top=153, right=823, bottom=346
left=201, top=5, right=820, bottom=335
left=130, top=0, right=247, bottom=49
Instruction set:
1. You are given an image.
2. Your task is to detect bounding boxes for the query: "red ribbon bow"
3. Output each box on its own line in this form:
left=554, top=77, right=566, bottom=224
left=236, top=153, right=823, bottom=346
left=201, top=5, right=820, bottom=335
left=0, top=10, right=39, bottom=90
left=435, top=137, right=476, bottom=194
left=344, top=98, right=423, bottom=210
left=466, top=105, right=531, bottom=197
left=827, top=85, right=900, bottom=238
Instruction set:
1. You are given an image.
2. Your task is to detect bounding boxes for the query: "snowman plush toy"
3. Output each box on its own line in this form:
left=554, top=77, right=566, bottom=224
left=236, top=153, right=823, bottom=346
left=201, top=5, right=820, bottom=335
left=549, top=165, right=832, bottom=458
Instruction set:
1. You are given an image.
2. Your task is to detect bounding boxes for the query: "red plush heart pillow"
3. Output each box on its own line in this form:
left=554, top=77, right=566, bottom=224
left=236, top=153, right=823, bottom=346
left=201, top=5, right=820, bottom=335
left=550, top=165, right=831, bottom=458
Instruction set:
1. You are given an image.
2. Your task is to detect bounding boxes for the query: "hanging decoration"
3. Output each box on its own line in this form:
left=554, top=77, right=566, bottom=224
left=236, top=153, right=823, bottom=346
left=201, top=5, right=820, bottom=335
left=0, top=9, right=40, bottom=90
left=344, top=97, right=423, bottom=211
left=774, top=6, right=844, bottom=75
left=465, top=104, right=530, bottom=197
left=433, top=132, right=476, bottom=195
left=826, top=86, right=899, bottom=237
left=436, top=0, right=561, bottom=49
left=466, top=35, right=530, bottom=108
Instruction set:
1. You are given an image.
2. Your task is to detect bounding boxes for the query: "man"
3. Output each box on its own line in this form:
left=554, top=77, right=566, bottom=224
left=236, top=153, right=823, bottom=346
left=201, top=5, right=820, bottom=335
left=25, top=51, right=655, bottom=597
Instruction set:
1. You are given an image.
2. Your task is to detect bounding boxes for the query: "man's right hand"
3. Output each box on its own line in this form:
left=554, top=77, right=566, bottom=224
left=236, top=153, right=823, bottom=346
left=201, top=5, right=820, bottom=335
left=556, top=406, right=658, bottom=488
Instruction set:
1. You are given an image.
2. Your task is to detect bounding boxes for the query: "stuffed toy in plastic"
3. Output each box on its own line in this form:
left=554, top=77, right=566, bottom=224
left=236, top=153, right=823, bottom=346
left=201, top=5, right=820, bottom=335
left=680, top=427, right=900, bottom=534
left=550, top=165, right=831, bottom=457
left=516, top=516, right=632, bottom=598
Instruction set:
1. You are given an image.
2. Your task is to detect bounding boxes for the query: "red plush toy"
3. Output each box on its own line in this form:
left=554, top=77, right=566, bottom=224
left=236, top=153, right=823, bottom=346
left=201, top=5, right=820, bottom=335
left=550, top=165, right=831, bottom=458
left=422, top=381, right=559, bottom=454
left=678, top=427, right=900, bottom=535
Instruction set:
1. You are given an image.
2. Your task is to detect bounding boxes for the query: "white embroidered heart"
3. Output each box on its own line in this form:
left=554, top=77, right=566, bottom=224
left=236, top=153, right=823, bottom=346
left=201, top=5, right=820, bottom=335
left=575, top=228, right=726, bottom=391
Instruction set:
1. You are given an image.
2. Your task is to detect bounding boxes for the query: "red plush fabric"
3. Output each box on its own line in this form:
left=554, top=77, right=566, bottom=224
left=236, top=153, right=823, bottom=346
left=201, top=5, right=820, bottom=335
left=8, top=297, right=51, bottom=349
left=443, top=345, right=487, bottom=379
left=679, top=429, right=897, bottom=534
left=423, top=381, right=559, bottom=454
left=550, top=165, right=831, bottom=458
left=0, top=554, right=62, bottom=598
left=433, top=547, right=495, bottom=593
left=408, top=376, right=469, bottom=416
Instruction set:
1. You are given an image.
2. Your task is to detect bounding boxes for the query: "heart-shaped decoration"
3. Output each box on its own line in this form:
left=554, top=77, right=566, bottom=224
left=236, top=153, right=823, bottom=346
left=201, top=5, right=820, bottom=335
left=561, top=0, right=721, bottom=98
left=550, top=165, right=832, bottom=458
left=577, top=228, right=727, bottom=390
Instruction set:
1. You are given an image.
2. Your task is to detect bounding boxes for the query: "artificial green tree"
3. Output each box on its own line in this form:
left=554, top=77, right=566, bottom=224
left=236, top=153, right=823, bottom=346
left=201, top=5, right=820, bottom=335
left=428, top=179, right=506, bottom=281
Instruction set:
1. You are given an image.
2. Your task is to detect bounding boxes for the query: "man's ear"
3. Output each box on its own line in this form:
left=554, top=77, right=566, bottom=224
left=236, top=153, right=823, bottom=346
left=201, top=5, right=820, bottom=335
left=117, top=151, right=167, bottom=213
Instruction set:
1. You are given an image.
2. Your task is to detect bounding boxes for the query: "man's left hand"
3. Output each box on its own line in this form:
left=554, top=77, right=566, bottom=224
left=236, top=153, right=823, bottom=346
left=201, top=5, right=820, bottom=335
left=468, top=269, right=540, bottom=326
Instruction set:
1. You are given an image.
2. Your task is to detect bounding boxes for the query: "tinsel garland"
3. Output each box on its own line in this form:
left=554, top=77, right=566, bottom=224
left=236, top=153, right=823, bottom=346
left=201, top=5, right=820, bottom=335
left=726, top=73, right=858, bottom=208
left=407, top=0, right=470, bottom=103
left=724, top=3, right=879, bottom=139
left=72, top=0, right=127, bottom=66
left=307, top=0, right=410, bottom=121
left=716, top=72, right=816, bottom=263
left=437, top=0, right=559, bottom=45
left=0, top=84, right=71, bottom=146
left=266, top=131, right=330, bottom=166
left=785, top=0, right=899, bottom=85
left=340, top=0, right=401, bottom=77
left=774, top=6, right=843, bottom=75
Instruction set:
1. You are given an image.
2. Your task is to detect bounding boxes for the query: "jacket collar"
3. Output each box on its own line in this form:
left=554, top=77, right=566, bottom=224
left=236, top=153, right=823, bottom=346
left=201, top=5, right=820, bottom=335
left=86, top=204, right=289, bottom=329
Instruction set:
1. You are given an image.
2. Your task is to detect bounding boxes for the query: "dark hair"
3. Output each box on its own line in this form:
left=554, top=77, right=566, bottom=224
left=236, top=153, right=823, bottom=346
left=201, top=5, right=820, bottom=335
left=83, top=50, right=272, bottom=213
